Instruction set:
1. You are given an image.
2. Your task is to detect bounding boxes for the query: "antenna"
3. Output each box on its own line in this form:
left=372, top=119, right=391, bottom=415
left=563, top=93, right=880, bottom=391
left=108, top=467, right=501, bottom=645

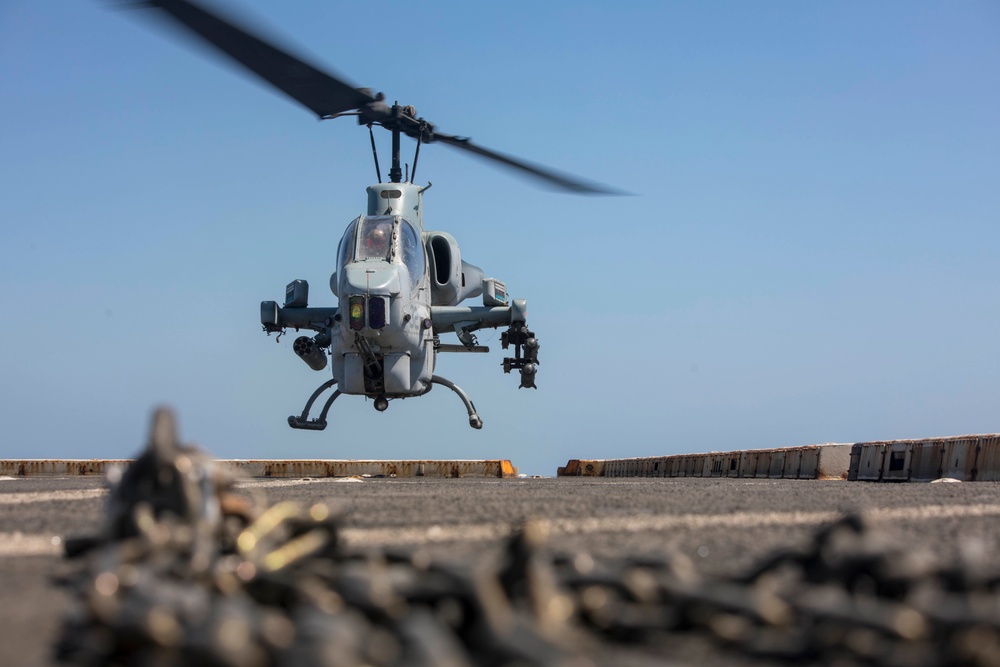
left=368, top=125, right=382, bottom=183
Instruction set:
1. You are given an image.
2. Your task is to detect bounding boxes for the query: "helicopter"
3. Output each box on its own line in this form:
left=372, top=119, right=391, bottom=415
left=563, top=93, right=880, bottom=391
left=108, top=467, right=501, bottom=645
left=133, top=0, right=614, bottom=431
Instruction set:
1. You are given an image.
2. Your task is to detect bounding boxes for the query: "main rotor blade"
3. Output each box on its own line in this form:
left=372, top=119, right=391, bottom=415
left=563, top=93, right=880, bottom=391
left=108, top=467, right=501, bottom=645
left=140, top=0, right=374, bottom=118
left=432, top=132, right=622, bottom=195
left=128, top=0, right=621, bottom=194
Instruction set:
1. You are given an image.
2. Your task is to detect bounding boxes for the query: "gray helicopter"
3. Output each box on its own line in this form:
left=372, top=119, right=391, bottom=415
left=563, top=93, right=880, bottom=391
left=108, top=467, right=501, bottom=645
left=136, top=0, right=614, bottom=430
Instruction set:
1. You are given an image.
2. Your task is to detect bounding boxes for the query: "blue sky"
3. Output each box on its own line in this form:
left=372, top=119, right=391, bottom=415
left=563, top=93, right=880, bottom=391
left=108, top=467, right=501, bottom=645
left=1, top=1, right=998, bottom=475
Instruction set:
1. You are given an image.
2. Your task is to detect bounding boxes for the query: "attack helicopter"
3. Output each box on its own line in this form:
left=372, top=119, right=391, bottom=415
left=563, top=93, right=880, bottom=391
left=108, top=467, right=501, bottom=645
left=134, top=0, right=614, bottom=430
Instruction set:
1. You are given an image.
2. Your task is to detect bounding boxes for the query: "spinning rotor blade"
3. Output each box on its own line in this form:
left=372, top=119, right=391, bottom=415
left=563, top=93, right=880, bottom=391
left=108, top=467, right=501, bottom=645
left=140, top=0, right=374, bottom=118
left=431, top=131, right=621, bottom=195
left=129, top=0, right=621, bottom=194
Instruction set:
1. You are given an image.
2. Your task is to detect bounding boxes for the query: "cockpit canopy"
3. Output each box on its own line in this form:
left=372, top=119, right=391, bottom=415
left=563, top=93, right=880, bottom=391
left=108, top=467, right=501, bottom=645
left=336, top=215, right=425, bottom=291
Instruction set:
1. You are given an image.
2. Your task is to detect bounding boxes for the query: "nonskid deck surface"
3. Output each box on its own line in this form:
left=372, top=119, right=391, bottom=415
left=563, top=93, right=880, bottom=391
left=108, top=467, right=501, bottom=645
left=5, top=475, right=1000, bottom=666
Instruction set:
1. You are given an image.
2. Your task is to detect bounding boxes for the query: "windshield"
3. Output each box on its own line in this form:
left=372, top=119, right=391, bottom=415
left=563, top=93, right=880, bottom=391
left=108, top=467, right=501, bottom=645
left=336, top=217, right=360, bottom=276
left=338, top=215, right=425, bottom=291
left=358, top=216, right=394, bottom=260
left=398, top=218, right=425, bottom=291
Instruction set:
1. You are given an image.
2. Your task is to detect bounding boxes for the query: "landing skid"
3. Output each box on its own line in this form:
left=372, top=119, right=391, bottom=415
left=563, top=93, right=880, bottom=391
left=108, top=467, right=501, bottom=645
left=288, top=379, right=342, bottom=431
left=288, top=376, right=483, bottom=430
left=432, top=375, right=483, bottom=429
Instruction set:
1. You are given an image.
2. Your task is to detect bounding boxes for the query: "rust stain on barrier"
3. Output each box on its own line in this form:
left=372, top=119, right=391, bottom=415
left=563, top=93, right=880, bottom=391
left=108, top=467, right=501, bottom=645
left=0, top=459, right=518, bottom=479
left=0, top=460, right=131, bottom=477
left=228, top=459, right=520, bottom=479
left=251, top=460, right=512, bottom=478
left=556, top=460, right=604, bottom=477
left=976, top=436, right=1000, bottom=481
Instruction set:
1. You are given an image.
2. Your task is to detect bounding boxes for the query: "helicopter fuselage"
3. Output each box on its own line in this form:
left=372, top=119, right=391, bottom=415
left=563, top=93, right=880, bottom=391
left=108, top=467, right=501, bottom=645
left=331, top=210, right=434, bottom=398
left=261, top=183, right=539, bottom=429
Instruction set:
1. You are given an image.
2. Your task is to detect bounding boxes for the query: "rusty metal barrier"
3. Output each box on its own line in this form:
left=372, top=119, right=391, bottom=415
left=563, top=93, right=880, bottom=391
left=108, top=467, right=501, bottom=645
left=560, top=434, right=1000, bottom=482
left=1, top=458, right=517, bottom=479
left=847, top=434, right=1000, bottom=482
left=556, top=459, right=604, bottom=476
left=559, top=444, right=852, bottom=480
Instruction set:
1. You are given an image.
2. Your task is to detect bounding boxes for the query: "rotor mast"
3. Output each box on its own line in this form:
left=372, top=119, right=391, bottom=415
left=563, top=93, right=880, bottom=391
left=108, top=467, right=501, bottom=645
left=371, top=102, right=412, bottom=185
left=359, top=100, right=414, bottom=184
left=362, top=103, right=427, bottom=226
left=389, top=110, right=403, bottom=184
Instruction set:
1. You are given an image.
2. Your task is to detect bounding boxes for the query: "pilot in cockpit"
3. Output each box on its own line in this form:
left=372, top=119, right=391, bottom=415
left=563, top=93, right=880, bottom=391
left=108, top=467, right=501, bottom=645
left=363, top=222, right=392, bottom=258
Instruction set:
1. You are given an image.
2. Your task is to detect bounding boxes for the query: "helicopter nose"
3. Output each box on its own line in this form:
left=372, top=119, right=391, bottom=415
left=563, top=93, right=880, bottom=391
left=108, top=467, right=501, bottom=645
left=341, top=262, right=403, bottom=333
left=342, top=262, right=402, bottom=295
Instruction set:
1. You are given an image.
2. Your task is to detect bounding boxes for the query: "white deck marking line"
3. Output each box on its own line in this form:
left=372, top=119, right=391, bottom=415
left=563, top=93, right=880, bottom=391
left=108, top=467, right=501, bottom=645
left=0, top=489, right=107, bottom=506
left=6, top=503, right=1000, bottom=556
left=340, top=504, right=1000, bottom=547
left=342, top=524, right=508, bottom=546
left=234, top=478, right=364, bottom=489
left=338, top=511, right=843, bottom=546
left=0, top=533, right=64, bottom=557
left=0, top=478, right=361, bottom=501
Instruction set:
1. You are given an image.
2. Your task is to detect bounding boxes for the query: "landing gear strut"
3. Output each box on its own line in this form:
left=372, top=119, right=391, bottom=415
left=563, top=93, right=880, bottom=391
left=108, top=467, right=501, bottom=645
left=432, top=375, right=483, bottom=429
left=288, top=379, right=342, bottom=431
left=287, top=379, right=482, bottom=430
